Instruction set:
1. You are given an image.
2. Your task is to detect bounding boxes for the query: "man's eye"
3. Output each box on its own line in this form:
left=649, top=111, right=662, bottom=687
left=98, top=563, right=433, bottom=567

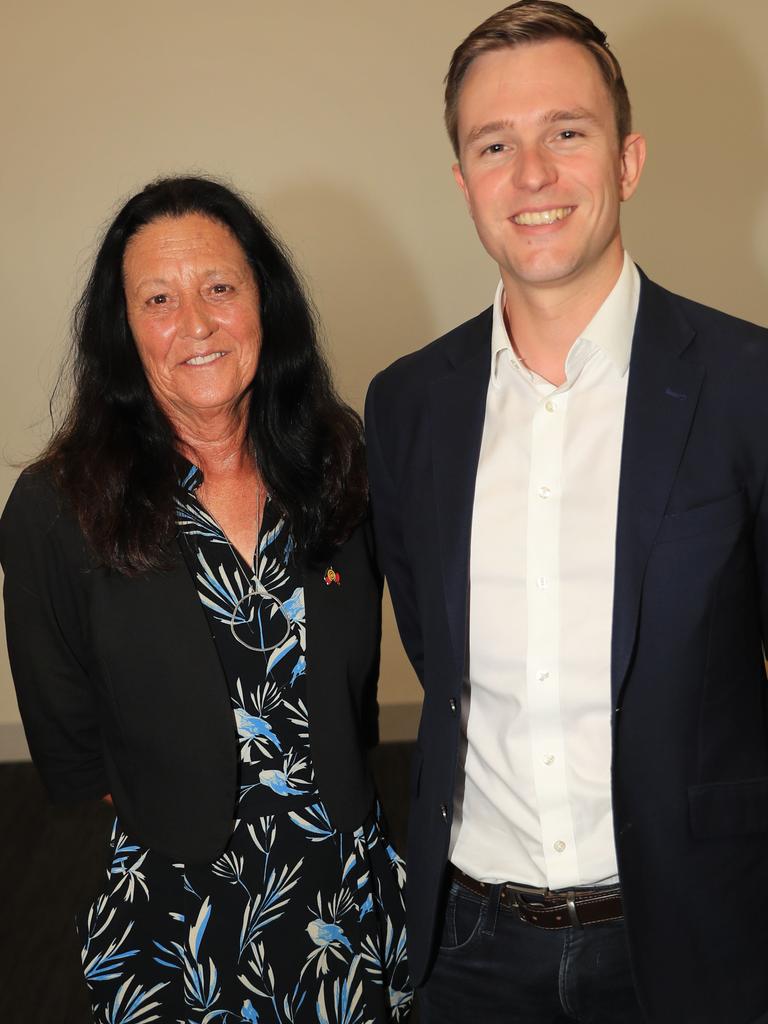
left=483, top=143, right=506, bottom=155
left=211, top=283, right=231, bottom=294
left=558, top=130, right=582, bottom=140
left=149, top=294, right=167, bottom=305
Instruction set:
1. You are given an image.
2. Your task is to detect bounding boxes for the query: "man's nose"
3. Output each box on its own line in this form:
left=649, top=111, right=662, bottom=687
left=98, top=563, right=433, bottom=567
left=512, top=142, right=558, bottom=191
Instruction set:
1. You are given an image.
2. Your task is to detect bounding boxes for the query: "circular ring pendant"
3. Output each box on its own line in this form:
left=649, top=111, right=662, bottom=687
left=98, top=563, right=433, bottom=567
left=229, top=587, right=292, bottom=652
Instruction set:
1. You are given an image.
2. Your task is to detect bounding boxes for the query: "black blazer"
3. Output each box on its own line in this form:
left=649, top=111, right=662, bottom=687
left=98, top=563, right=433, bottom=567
left=0, top=470, right=382, bottom=863
left=366, top=273, right=768, bottom=1023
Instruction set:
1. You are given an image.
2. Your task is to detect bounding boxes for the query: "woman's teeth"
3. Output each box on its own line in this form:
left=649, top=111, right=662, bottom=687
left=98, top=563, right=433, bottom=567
left=185, top=351, right=225, bottom=366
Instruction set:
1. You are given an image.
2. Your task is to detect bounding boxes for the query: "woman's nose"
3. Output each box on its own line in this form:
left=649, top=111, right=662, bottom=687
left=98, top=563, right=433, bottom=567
left=180, top=297, right=214, bottom=339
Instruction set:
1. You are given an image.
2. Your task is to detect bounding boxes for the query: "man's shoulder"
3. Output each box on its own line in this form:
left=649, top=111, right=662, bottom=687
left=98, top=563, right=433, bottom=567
left=642, top=274, right=768, bottom=349
left=369, top=306, right=493, bottom=400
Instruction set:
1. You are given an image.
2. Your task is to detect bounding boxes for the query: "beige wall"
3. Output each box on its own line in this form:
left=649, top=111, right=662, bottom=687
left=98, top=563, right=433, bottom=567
left=1, top=0, right=766, bottom=755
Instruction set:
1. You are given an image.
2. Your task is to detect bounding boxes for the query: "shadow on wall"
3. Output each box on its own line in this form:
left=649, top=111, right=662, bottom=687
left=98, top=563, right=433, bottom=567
left=264, top=183, right=436, bottom=410
left=617, top=14, right=768, bottom=325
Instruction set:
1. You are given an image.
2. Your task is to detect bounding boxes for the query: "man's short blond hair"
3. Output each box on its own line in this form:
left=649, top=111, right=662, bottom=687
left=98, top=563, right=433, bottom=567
left=445, top=0, right=632, bottom=157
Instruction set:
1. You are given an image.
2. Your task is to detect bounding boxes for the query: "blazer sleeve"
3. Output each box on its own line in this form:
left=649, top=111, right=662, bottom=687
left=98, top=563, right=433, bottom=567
left=755, top=468, right=768, bottom=656
left=0, top=471, right=108, bottom=802
left=361, top=515, right=382, bottom=751
left=365, top=374, right=424, bottom=684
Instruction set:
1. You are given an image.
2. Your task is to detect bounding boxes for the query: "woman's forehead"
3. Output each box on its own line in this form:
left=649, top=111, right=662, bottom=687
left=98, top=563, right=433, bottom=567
left=123, top=214, right=249, bottom=281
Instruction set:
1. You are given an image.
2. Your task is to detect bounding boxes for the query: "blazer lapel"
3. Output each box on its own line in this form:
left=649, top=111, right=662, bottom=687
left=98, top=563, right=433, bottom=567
left=428, top=311, right=493, bottom=680
left=611, top=277, right=704, bottom=704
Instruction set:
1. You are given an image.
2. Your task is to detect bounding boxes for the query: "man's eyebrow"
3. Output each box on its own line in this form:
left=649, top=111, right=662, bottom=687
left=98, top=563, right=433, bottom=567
left=464, top=119, right=515, bottom=146
left=543, top=107, right=600, bottom=125
left=464, top=108, right=600, bottom=147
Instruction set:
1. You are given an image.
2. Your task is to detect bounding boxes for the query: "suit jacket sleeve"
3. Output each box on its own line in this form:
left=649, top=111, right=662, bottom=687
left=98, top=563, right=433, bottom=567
left=755, top=467, right=768, bottom=654
left=365, top=373, right=424, bottom=684
left=0, top=471, right=108, bottom=801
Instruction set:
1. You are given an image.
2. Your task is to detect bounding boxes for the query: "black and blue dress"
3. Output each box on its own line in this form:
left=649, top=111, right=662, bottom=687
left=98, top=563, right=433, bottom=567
left=76, top=466, right=412, bottom=1024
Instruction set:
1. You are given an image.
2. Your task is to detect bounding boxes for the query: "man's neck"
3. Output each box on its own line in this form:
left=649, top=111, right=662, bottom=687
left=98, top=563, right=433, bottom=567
left=501, top=249, right=625, bottom=386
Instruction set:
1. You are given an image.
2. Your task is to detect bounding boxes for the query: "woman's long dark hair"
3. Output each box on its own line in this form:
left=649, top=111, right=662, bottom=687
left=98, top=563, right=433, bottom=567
left=37, top=176, right=367, bottom=572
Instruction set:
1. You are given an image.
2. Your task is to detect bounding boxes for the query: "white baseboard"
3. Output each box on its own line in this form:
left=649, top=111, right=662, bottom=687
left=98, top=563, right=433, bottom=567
left=0, top=721, right=30, bottom=762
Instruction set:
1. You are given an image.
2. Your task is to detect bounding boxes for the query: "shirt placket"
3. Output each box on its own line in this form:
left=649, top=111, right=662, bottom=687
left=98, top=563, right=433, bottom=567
left=525, top=387, right=580, bottom=889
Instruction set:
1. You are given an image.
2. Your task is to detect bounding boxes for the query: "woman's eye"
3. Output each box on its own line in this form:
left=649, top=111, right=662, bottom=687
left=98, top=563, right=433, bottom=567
left=211, top=283, right=231, bottom=294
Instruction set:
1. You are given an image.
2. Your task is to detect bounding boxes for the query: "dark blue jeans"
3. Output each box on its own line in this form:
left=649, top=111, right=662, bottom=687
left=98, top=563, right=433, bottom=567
left=418, top=879, right=646, bottom=1023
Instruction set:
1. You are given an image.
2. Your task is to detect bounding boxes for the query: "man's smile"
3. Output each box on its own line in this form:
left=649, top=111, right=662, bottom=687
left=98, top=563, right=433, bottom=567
left=510, top=206, right=575, bottom=226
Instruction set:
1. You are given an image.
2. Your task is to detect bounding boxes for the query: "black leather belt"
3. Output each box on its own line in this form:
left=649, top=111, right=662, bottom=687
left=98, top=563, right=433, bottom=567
left=448, top=864, right=623, bottom=930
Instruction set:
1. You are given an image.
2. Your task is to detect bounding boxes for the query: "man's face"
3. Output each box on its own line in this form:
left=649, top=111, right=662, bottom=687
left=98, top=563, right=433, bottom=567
left=452, top=38, right=645, bottom=294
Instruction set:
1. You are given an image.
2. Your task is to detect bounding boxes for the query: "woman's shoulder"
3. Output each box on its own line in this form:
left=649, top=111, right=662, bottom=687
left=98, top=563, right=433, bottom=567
left=2, top=465, right=66, bottom=533
left=1, top=465, right=88, bottom=575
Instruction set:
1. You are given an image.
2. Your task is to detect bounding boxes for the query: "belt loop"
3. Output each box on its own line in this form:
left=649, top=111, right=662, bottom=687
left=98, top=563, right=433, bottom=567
left=480, top=883, right=502, bottom=938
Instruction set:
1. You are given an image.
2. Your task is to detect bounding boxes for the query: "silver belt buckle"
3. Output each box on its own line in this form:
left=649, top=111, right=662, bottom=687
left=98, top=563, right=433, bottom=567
left=565, top=891, right=582, bottom=928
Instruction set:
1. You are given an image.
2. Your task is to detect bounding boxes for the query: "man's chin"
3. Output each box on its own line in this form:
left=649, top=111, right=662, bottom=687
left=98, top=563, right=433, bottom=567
left=503, top=255, right=584, bottom=290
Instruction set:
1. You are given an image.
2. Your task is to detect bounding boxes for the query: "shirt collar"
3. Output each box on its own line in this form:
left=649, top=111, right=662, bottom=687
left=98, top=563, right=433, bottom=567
left=178, top=458, right=203, bottom=494
left=490, top=251, right=640, bottom=387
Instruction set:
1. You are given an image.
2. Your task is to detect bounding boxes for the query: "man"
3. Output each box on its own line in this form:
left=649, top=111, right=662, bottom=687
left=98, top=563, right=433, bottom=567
left=365, top=2, right=768, bottom=1022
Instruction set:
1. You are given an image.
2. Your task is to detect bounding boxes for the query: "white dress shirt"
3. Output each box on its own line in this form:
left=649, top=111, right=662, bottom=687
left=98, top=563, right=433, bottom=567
left=449, top=252, right=641, bottom=890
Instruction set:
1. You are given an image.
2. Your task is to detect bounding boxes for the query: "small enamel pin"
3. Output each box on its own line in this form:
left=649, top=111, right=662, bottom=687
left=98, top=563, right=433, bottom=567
left=324, top=567, right=341, bottom=586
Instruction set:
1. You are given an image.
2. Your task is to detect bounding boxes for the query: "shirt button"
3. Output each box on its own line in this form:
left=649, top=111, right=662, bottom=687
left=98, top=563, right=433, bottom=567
left=536, top=670, right=550, bottom=682
left=537, top=485, right=551, bottom=499
left=449, top=698, right=457, bottom=713
left=554, top=840, right=566, bottom=853
left=536, top=576, right=549, bottom=589
left=545, top=399, right=556, bottom=412
left=543, top=754, right=555, bottom=766
left=440, top=804, right=449, bottom=822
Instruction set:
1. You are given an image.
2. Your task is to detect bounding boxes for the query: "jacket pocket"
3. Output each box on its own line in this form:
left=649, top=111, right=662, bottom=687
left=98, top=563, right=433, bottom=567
left=655, top=490, right=747, bottom=545
left=688, top=777, right=768, bottom=838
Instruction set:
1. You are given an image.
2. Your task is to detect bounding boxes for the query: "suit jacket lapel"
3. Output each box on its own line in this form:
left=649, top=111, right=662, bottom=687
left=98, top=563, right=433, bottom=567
left=612, top=276, right=704, bottom=704
left=428, top=311, right=493, bottom=679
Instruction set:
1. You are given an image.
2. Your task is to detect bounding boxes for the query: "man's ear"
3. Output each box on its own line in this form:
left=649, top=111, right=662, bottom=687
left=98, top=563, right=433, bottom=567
left=619, top=132, right=646, bottom=202
left=452, top=161, right=473, bottom=215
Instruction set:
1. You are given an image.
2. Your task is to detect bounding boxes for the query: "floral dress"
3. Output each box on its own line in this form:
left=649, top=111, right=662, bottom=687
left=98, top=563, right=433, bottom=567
left=76, top=466, right=412, bottom=1024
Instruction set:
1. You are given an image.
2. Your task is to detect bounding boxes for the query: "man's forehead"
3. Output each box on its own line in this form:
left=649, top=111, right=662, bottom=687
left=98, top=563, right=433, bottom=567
left=462, top=39, right=607, bottom=107
left=457, top=41, right=613, bottom=128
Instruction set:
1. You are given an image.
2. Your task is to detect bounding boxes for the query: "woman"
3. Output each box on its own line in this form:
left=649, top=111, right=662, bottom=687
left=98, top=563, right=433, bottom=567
left=1, top=176, right=411, bottom=1023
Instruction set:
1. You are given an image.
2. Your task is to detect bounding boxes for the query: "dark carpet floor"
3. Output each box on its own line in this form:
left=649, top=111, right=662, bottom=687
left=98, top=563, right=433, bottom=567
left=0, top=742, right=415, bottom=1024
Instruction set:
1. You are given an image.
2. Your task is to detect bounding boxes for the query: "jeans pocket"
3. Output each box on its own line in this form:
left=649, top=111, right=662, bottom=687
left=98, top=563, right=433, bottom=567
left=438, top=882, right=485, bottom=952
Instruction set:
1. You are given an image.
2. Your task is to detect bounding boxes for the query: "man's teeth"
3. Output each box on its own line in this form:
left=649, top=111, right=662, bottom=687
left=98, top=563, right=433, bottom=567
left=186, top=352, right=225, bottom=366
left=512, top=207, right=574, bottom=226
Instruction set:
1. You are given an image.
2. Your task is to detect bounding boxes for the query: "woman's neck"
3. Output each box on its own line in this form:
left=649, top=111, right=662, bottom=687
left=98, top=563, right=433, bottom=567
left=170, top=406, right=253, bottom=482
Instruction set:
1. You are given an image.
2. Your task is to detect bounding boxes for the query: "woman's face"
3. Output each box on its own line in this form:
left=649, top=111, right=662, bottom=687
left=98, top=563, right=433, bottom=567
left=123, top=213, right=262, bottom=428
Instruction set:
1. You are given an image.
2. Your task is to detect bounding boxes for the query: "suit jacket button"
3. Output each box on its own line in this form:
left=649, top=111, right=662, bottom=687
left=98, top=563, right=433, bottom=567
left=449, top=698, right=457, bottom=713
left=440, top=803, right=449, bottom=822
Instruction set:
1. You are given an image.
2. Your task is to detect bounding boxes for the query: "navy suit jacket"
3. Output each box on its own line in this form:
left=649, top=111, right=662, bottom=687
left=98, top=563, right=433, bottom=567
left=366, top=273, right=768, bottom=1023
